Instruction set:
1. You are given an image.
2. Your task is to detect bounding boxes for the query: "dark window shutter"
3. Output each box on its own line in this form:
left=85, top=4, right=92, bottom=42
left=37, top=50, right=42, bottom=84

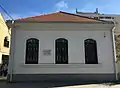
left=84, top=39, right=98, bottom=64
left=55, top=38, right=68, bottom=64
left=25, top=38, right=39, bottom=64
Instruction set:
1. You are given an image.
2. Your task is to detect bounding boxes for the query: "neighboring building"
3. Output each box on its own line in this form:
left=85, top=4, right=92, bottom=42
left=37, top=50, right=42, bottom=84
left=76, top=8, right=115, bottom=21
left=76, top=8, right=120, bottom=33
left=7, top=11, right=116, bottom=82
left=0, top=13, right=10, bottom=66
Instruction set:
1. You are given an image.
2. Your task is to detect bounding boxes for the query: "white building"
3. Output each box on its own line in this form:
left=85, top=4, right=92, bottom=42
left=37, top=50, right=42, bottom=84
left=7, top=11, right=117, bottom=82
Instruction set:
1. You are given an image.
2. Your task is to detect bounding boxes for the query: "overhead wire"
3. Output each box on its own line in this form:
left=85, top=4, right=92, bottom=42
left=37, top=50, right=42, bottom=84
left=0, top=4, right=14, bottom=20
left=0, top=4, right=13, bottom=36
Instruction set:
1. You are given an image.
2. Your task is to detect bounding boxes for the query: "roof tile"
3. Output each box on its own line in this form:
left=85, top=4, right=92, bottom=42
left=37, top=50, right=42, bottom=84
left=17, top=11, right=101, bottom=22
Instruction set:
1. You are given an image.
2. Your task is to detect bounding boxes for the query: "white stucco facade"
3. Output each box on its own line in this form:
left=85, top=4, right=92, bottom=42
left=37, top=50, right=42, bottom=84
left=8, top=22, right=115, bottom=75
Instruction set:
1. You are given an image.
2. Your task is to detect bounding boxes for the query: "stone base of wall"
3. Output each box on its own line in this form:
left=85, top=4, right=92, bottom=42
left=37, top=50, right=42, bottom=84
left=117, top=73, right=120, bottom=79
left=7, top=73, right=116, bottom=83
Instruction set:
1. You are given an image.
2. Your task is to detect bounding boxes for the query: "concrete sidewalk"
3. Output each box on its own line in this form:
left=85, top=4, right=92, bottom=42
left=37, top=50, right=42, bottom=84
left=0, top=76, right=7, bottom=82
left=0, top=81, right=119, bottom=88
left=56, top=84, right=112, bottom=88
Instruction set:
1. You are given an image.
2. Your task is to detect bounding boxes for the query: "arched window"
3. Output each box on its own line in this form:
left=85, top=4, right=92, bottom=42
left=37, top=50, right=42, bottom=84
left=84, top=39, right=98, bottom=64
left=55, top=38, right=68, bottom=64
left=25, top=38, right=39, bottom=64
left=4, top=36, right=9, bottom=48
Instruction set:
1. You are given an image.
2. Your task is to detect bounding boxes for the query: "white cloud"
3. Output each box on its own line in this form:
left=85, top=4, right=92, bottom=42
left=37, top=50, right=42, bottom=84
left=55, top=0, right=68, bottom=10
left=55, top=0, right=76, bottom=13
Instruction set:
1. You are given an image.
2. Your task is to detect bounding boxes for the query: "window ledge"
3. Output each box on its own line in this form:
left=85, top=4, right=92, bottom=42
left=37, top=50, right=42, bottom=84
left=20, top=63, right=102, bottom=68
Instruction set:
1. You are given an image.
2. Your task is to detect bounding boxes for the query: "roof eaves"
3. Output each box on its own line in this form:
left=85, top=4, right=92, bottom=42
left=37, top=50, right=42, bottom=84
left=14, top=20, right=113, bottom=24
left=17, top=11, right=60, bottom=21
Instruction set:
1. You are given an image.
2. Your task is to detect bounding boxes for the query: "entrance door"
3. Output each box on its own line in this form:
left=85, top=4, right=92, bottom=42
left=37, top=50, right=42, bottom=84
left=2, top=55, right=9, bottom=65
left=0, top=55, right=9, bottom=76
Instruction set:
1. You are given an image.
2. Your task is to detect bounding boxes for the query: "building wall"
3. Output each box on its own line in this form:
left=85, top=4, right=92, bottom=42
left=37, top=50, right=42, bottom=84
left=114, top=16, right=120, bottom=34
left=9, top=22, right=115, bottom=74
left=0, top=52, right=2, bottom=64
left=0, top=13, right=10, bottom=64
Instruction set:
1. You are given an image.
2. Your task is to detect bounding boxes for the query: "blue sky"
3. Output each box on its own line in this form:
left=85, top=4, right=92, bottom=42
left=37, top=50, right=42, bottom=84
left=0, top=0, right=120, bottom=19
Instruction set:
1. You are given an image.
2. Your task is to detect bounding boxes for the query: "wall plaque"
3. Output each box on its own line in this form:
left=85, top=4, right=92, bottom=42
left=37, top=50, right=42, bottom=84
left=43, top=50, right=51, bottom=56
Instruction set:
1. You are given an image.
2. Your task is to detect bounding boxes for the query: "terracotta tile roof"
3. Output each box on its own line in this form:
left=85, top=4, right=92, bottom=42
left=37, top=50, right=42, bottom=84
left=17, top=11, right=103, bottom=22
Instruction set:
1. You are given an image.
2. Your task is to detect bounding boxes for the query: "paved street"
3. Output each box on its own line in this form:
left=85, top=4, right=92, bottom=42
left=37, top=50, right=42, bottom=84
left=0, top=81, right=120, bottom=88
left=0, top=81, right=85, bottom=88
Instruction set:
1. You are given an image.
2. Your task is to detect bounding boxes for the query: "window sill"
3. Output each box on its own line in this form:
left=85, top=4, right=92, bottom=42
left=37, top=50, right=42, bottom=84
left=5, top=47, right=9, bottom=48
left=20, top=63, right=102, bottom=68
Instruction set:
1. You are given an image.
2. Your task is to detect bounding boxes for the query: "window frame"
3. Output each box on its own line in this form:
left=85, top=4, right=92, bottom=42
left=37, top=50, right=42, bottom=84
left=55, top=38, right=68, bottom=64
left=4, top=36, right=9, bottom=48
left=84, top=38, right=98, bottom=64
left=25, top=38, right=39, bottom=64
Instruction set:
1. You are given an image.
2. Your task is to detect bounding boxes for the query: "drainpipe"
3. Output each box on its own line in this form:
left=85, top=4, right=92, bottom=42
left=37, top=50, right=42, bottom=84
left=111, top=21, right=118, bottom=80
left=9, top=20, right=15, bottom=82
